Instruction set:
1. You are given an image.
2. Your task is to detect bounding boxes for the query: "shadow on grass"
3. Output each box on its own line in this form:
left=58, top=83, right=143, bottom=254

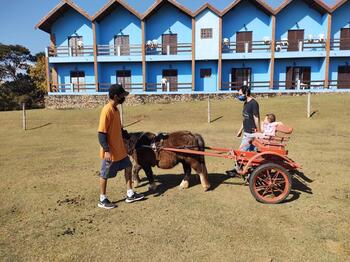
left=27, top=123, right=52, bottom=130
left=210, top=116, right=223, bottom=123
left=309, top=110, right=318, bottom=118
left=284, top=170, right=313, bottom=203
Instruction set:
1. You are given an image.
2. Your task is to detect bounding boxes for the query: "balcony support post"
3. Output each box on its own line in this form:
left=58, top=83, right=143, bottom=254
left=218, top=17, right=222, bottom=90
left=325, top=13, right=332, bottom=89
left=270, top=15, right=276, bottom=89
left=142, top=20, right=146, bottom=91
left=192, top=17, right=196, bottom=91
left=92, top=21, right=99, bottom=92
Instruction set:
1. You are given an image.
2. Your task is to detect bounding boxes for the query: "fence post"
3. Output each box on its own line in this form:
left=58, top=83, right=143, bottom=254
left=22, top=103, right=26, bottom=131
left=244, top=42, right=249, bottom=53
left=208, top=96, right=211, bottom=124
left=307, top=91, right=311, bottom=118
left=167, top=45, right=170, bottom=55
left=117, top=45, right=121, bottom=56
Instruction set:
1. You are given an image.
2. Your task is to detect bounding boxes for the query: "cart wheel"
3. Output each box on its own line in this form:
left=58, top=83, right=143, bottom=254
left=249, top=163, right=292, bottom=204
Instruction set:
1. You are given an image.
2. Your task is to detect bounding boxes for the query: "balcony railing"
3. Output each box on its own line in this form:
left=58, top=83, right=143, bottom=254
left=222, top=41, right=271, bottom=53
left=329, top=80, right=350, bottom=89
left=48, top=46, right=94, bottom=57
left=221, top=81, right=270, bottom=89
left=273, top=80, right=325, bottom=89
left=274, top=39, right=326, bottom=52
left=330, top=38, right=350, bottom=51
left=145, top=43, right=192, bottom=55
left=99, top=83, right=143, bottom=92
left=145, top=82, right=192, bottom=91
left=97, top=44, right=142, bottom=56
left=49, top=83, right=96, bottom=92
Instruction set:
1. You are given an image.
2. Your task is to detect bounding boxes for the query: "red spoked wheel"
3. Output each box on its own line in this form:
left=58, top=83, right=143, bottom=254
left=249, top=163, right=292, bottom=204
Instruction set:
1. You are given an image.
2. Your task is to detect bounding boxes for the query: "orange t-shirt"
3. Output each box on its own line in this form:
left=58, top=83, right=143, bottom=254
left=98, top=102, right=127, bottom=162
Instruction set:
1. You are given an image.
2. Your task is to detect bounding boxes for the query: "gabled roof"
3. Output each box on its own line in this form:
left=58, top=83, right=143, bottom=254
left=221, top=0, right=274, bottom=16
left=93, top=0, right=142, bottom=22
left=142, top=0, right=193, bottom=20
left=36, top=0, right=92, bottom=33
left=193, top=3, right=222, bottom=17
left=274, top=0, right=330, bottom=15
left=331, top=0, right=349, bottom=12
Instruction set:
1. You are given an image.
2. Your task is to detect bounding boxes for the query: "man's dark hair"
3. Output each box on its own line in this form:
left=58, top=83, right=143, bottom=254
left=109, top=84, right=123, bottom=100
left=239, top=85, right=251, bottom=96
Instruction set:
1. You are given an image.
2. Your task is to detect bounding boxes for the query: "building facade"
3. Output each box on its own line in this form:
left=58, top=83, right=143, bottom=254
left=36, top=0, right=350, bottom=94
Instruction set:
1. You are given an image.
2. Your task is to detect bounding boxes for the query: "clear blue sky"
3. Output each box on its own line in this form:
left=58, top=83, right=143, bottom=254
left=0, top=0, right=339, bottom=55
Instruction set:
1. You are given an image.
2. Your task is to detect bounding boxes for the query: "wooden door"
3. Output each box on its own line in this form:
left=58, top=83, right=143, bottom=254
left=340, top=28, right=350, bottom=50
left=288, top=30, right=304, bottom=51
left=338, top=66, right=350, bottom=89
left=70, top=71, right=85, bottom=91
left=162, top=69, right=178, bottom=91
left=68, top=36, right=83, bottom=56
left=236, top=32, right=252, bottom=53
left=231, top=68, right=251, bottom=89
left=114, top=35, right=130, bottom=55
left=162, top=34, right=178, bottom=55
left=286, top=67, right=293, bottom=89
left=117, top=70, right=132, bottom=90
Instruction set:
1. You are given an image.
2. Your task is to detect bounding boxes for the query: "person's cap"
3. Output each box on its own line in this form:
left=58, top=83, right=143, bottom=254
left=109, top=84, right=129, bottom=98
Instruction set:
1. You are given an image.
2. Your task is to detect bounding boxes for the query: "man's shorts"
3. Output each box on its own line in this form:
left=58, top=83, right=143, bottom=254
left=100, top=156, right=132, bottom=179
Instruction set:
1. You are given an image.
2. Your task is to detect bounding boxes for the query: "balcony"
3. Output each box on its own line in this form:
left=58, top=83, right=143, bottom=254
left=47, top=46, right=94, bottom=63
left=274, top=38, right=326, bottom=58
left=222, top=40, right=271, bottom=59
left=330, top=38, right=350, bottom=57
left=97, top=44, right=142, bottom=62
left=273, top=80, right=325, bottom=90
left=221, top=81, right=270, bottom=90
left=145, top=82, right=192, bottom=92
left=49, top=83, right=96, bottom=93
left=145, top=43, right=192, bottom=61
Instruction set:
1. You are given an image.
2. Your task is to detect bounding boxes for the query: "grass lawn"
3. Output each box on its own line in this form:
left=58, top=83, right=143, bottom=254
left=0, top=94, right=349, bottom=261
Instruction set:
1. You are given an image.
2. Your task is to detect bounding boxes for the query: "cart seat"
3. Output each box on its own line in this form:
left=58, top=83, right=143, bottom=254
left=252, top=125, right=293, bottom=155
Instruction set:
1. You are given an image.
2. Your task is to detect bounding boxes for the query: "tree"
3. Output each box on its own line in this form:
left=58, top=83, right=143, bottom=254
left=0, top=43, right=36, bottom=82
left=29, top=52, right=47, bottom=91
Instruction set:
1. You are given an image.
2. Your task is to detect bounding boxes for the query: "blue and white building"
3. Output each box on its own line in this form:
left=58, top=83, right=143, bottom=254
left=36, top=0, right=350, bottom=94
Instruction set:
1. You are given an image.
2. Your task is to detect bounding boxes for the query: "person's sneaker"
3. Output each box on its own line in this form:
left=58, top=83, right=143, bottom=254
left=125, top=192, right=145, bottom=203
left=226, top=169, right=238, bottom=177
left=98, top=198, right=116, bottom=209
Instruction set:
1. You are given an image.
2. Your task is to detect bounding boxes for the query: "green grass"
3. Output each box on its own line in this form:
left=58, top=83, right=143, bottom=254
left=0, top=94, right=350, bottom=261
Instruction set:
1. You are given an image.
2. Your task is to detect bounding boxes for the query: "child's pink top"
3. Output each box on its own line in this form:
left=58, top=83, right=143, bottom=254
left=263, top=122, right=278, bottom=136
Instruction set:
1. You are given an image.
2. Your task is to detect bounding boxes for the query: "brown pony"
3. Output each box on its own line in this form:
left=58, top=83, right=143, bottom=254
left=122, top=130, right=211, bottom=191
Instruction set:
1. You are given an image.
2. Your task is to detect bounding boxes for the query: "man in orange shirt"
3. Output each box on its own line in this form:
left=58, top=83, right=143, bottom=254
left=97, top=84, right=144, bottom=209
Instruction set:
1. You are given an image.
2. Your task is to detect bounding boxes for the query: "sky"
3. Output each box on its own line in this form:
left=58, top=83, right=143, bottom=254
left=0, top=0, right=340, bottom=54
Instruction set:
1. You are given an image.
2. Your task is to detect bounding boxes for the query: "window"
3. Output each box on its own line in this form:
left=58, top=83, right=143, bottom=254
left=201, top=28, right=213, bottom=39
left=200, top=68, right=212, bottom=78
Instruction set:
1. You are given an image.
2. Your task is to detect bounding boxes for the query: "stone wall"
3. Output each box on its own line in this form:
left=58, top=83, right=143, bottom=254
left=45, top=93, right=239, bottom=109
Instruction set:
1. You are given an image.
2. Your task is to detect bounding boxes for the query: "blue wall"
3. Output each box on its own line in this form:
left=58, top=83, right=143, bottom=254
left=55, top=63, right=95, bottom=92
left=195, top=9, right=220, bottom=60
left=222, top=59, right=270, bottom=89
left=195, top=61, right=218, bottom=92
left=274, top=58, right=326, bottom=88
left=51, top=9, right=93, bottom=48
left=99, top=62, right=143, bottom=87
left=97, top=6, right=141, bottom=46
left=331, top=1, right=350, bottom=40
left=329, top=57, right=350, bottom=84
left=145, top=3, right=192, bottom=44
left=276, top=0, right=328, bottom=42
left=147, top=61, right=192, bottom=92
left=222, top=1, right=271, bottom=45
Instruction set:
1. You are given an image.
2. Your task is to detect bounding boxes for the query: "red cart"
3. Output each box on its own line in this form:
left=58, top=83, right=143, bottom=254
left=160, top=125, right=300, bottom=204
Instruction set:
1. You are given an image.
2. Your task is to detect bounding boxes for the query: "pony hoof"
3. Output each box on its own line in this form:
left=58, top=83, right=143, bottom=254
left=179, top=180, right=189, bottom=189
left=203, top=184, right=211, bottom=191
left=148, top=182, right=157, bottom=191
